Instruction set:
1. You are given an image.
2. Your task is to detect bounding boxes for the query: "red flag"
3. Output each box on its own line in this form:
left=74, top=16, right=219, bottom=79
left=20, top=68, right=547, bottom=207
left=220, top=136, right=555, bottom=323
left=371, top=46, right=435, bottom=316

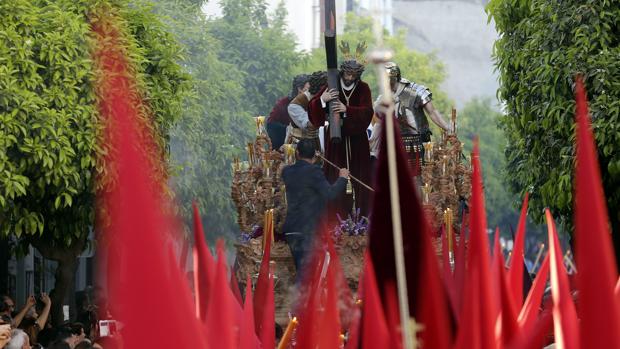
left=367, top=111, right=453, bottom=349
left=361, top=257, right=391, bottom=349
left=545, top=209, right=579, bottom=349
left=239, top=275, right=261, bottom=349
left=253, top=229, right=272, bottom=336
left=508, top=194, right=528, bottom=306
left=383, top=282, right=404, bottom=349
left=192, top=202, right=216, bottom=321
left=316, top=246, right=342, bottom=349
left=230, top=269, right=243, bottom=305
left=204, top=242, right=239, bottom=348
left=454, top=269, right=481, bottom=349
left=573, top=77, right=620, bottom=348
left=259, top=270, right=275, bottom=349
left=294, top=248, right=328, bottom=349
left=92, top=13, right=208, bottom=348
left=466, top=140, right=497, bottom=349
left=344, top=266, right=363, bottom=349
left=518, top=252, right=550, bottom=332
left=492, top=230, right=518, bottom=346
left=452, top=214, right=468, bottom=322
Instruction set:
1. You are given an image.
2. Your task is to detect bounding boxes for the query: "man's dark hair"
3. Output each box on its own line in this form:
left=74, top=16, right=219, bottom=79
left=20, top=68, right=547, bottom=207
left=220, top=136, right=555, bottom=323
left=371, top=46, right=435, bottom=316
left=308, top=71, right=327, bottom=94
left=339, top=59, right=365, bottom=79
left=296, top=139, right=316, bottom=159
left=47, top=340, right=71, bottom=349
left=290, top=74, right=310, bottom=99
left=70, top=322, right=85, bottom=336
left=75, top=341, right=94, bottom=349
left=54, top=326, right=74, bottom=342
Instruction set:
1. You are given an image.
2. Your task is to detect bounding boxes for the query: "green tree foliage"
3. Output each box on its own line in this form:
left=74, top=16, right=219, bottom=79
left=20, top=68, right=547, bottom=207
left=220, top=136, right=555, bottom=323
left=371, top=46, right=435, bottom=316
left=210, top=0, right=303, bottom=116
left=459, top=98, right=519, bottom=231
left=486, top=1, right=620, bottom=233
left=298, top=13, right=451, bottom=116
left=149, top=0, right=254, bottom=240
left=0, top=0, right=189, bottom=320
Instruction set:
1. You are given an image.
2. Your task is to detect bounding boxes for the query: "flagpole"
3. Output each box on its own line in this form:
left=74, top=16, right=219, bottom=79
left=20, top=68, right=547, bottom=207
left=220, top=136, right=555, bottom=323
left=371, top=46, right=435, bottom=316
left=368, top=5, right=413, bottom=349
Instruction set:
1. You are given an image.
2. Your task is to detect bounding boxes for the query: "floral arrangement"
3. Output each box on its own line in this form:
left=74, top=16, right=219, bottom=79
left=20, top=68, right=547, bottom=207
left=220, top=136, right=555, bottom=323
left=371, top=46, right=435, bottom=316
left=333, top=208, right=369, bottom=238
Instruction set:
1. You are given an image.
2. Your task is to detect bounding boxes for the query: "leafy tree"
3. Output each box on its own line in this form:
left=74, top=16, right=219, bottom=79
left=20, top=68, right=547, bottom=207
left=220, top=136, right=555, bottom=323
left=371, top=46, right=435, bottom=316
left=298, top=13, right=452, bottom=117
left=486, top=0, right=620, bottom=257
left=0, top=0, right=189, bottom=323
left=459, top=98, right=519, bottom=231
left=149, top=0, right=254, bottom=241
left=209, top=0, right=303, bottom=116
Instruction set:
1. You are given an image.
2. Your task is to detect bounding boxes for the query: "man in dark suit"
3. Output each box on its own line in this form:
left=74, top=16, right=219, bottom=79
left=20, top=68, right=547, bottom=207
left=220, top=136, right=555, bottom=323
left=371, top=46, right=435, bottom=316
left=281, top=139, right=349, bottom=276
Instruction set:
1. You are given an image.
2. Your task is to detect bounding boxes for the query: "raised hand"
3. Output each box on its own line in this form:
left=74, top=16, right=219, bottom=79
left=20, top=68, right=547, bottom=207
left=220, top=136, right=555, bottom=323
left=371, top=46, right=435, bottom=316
left=321, top=89, right=339, bottom=104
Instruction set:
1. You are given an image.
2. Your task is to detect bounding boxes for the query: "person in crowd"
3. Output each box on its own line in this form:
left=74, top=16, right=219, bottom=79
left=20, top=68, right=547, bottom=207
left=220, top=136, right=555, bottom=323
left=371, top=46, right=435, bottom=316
left=46, top=340, right=70, bottom=349
left=267, top=74, right=310, bottom=149
left=0, top=320, right=11, bottom=348
left=286, top=71, right=328, bottom=150
left=281, top=139, right=349, bottom=276
left=18, top=293, right=51, bottom=346
left=5, top=329, right=31, bottom=349
left=54, top=326, right=79, bottom=349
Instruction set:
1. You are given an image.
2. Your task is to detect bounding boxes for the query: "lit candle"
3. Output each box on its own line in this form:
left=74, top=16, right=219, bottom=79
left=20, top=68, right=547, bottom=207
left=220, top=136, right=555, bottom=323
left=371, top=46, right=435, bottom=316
left=442, top=155, right=448, bottom=175
left=444, top=207, right=453, bottom=253
left=422, top=183, right=431, bottom=204
left=277, top=317, right=298, bottom=349
left=247, top=143, right=254, bottom=166
left=256, top=116, right=266, bottom=136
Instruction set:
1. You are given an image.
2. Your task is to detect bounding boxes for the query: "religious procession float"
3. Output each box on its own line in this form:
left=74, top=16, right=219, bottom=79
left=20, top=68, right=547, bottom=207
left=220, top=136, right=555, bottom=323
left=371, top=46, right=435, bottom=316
left=231, top=113, right=471, bottom=323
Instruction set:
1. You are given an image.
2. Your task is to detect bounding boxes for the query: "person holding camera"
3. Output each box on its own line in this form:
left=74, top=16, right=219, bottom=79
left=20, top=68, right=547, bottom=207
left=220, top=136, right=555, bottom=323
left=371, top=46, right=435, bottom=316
left=281, top=139, right=349, bottom=278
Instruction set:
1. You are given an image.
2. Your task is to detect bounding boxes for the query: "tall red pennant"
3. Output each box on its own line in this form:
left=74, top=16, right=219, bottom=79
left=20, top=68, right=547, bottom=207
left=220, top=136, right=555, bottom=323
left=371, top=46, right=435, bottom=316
left=452, top=214, right=468, bottom=322
left=492, top=230, right=518, bottom=346
left=361, top=257, right=391, bottom=349
left=316, top=248, right=342, bottom=349
left=454, top=269, right=481, bottom=349
left=466, top=139, right=497, bottom=349
left=239, top=275, right=261, bottom=349
left=192, top=202, right=216, bottom=321
left=92, top=9, right=208, bottom=349
left=574, top=77, right=620, bottom=348
left=518, top=252, right=550, bottom=332
left=253, top=229, right=272, bottom=336
left=231, top=269, right=243, bottom=305
left=259, top=270, right=275, bottom=349
left=205, top=242, right=239, bottom=348
left=344, top=262, right=364, bottom=349
left=294, top=248, right=328, bottom=349
left=383, top=282, right=404, bottom=349
left=508, top=194, right=528, bottom=306
left=367, top=110, right=453, bottom=349
left=546, top=209, right=579, bottom=349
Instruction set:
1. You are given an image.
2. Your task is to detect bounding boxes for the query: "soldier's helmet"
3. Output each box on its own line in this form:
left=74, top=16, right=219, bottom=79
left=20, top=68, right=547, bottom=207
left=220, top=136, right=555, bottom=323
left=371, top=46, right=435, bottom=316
left=385, top=62, right=401, bottom=82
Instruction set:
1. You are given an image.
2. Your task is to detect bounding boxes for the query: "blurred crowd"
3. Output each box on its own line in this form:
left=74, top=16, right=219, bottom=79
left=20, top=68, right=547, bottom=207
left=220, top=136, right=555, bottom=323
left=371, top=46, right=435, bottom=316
left=0, top=294, right=118, bottom=349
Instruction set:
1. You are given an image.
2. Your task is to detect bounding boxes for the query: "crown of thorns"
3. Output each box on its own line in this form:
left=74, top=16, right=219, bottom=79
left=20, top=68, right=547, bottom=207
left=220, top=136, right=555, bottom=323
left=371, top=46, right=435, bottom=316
left=339, top=41, right=367, bottom=77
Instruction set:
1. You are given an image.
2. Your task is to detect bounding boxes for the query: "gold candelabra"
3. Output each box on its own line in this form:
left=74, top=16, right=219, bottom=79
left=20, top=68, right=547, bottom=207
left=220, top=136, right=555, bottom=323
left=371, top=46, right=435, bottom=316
left=420, top=108, right=472, bottom=234
left=231, top=117, right=290, bottom=235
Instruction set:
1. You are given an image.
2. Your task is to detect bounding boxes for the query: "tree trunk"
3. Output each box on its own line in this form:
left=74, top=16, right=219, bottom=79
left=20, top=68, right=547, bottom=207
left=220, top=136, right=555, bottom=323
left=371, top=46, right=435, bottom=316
left=31, top=236, right=86, bottom=327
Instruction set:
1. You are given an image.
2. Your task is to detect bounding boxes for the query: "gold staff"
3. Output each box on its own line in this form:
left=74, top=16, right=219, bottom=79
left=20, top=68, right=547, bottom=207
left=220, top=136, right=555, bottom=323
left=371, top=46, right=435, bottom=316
left=314, top=151, right=375, bottom=192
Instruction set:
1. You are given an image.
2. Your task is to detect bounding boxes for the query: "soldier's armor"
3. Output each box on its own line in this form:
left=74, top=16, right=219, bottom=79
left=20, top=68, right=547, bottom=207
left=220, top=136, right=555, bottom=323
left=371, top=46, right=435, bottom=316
left=393, top=79, right=433, bottom=175
left=394, top=78, right=432, bottom=138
